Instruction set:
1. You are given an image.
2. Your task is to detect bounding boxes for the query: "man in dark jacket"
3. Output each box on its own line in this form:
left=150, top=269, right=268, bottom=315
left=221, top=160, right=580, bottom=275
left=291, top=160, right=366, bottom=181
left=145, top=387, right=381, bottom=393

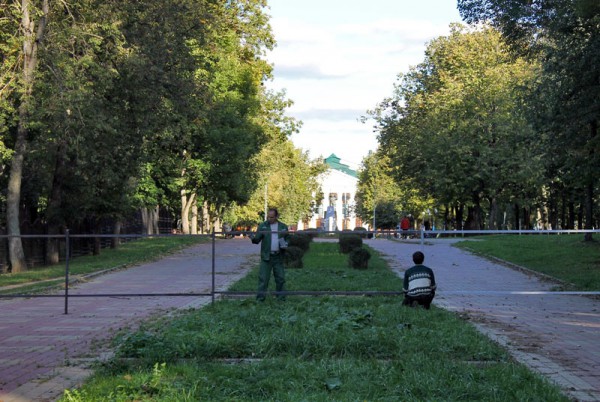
left=402, top=251, right=436, bottom=309
left=251, top=208, right=289, bottom=301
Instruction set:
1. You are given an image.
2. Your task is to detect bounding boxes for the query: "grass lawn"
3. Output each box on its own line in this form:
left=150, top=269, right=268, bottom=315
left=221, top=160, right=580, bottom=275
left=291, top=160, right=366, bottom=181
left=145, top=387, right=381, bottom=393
left=59, top=242, right=568, bottom=401
left=0, top=236, right=208, bottom=294
left=454, top=233, right=600, bottom=291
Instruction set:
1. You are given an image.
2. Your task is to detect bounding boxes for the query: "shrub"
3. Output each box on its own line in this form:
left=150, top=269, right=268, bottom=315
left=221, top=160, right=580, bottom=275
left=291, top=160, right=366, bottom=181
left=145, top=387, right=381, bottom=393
left=299, top=229, right=319, bottom=240
left=288, top=233, right=311, bottom=252
left=339, top=233, right=362, bottom=254
left=283, top=246, right=304, bottom=268
left=353, top=227, right=368, bottom=239
left=348, top=247, right=371, bottom=269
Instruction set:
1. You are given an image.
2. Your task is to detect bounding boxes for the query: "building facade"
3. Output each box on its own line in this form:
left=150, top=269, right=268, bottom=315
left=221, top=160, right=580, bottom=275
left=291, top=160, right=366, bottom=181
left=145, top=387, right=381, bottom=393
left=298, top=154, right=363, bottom=231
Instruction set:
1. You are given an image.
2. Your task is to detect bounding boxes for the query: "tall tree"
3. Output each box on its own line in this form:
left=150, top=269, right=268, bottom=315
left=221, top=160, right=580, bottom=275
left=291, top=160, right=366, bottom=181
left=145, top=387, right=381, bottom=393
left=355, top=152, right=430, bottom=229
left=459, top=0, right=600, bottom=237
left=370, top=25, right=541, bottom=229
left=1, top=0, right=48, bottom=272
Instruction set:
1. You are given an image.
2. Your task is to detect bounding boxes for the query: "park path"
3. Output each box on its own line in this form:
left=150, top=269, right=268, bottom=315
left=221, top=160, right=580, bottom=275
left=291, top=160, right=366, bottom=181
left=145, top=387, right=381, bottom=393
left=365, top=237, right=600, bottom=402
left=1, top=237, right=599, bottom=401
left=0, top=238, right=258, bottom=402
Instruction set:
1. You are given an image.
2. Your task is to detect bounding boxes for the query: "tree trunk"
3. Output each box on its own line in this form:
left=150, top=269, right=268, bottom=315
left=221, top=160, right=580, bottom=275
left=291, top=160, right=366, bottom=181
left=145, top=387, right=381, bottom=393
left=93, top=236, right=101, bottom=255
left=45, top=141, right=68, bottom=265
left=488, top=197, right=497, bottom=230
left=141, top=206, right=159, bottom=235
left=151, top=206, right=159, bottom=234
left=584, top=120, right=596, bottom=242
left=443, top=204, right=450, bottom=230
left=7, top=117, right=29, bottom=272
left=583, top=181, right=594, bottom=241
left=522, top=207, right=531, bottom=229
left=141, top=207, right=150, bottom=234
left=464, top=193, right=483, bottom=230
left=180, top=190, right=195, bottom=234
left=456, top=203, right=464, bottom=230
left=111, top=220, right=122, bottom=249
left=202, top=200, right=210, bottom=234
left=6, top=0, right=49, bottom=273
left=191, top=199, right=198, bottom=234
left=568, top=199, right=575, bottom=229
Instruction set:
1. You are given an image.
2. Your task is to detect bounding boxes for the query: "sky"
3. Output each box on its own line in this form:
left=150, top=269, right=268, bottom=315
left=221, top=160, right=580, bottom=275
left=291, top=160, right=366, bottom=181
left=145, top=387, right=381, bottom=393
left=264, top=0, right=463, bottom=169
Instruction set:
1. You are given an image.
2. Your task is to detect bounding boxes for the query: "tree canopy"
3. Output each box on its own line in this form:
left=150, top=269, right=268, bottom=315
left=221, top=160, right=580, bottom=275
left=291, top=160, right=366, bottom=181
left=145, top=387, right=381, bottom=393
left=0, top=0, right=322, bottom=271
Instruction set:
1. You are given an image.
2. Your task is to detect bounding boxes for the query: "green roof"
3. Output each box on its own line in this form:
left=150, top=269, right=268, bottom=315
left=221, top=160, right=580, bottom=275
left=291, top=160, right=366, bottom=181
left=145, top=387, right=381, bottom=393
left=324, top=154, right=357, bottom=178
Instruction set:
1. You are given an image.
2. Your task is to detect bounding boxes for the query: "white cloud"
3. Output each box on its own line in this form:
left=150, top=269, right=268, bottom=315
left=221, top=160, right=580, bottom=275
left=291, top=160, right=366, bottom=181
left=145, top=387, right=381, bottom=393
left=265, top=0, right=462, bottom=163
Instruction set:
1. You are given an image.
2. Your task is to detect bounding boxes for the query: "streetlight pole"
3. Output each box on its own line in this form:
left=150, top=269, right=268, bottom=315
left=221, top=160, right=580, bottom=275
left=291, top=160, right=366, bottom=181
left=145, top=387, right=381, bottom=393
left=372, top=189, right=376, bottom=236
left=264, top=182, right=268, bottom=219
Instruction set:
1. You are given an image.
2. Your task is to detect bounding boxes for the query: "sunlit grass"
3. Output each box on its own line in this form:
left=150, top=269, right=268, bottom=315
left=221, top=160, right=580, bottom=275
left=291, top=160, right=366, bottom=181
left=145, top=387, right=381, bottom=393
left=455, top=233, right=600, bottom=290
left=230, top=242, right=398, bottom=293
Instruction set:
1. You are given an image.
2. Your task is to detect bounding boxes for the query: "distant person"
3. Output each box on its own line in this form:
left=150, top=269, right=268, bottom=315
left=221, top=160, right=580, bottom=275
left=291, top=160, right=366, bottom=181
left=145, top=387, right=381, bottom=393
left=250, top=208, right=289, bottom=301
left=399, top=215, right=410, bottom=238
left=402, top=251, right=436, bottom=309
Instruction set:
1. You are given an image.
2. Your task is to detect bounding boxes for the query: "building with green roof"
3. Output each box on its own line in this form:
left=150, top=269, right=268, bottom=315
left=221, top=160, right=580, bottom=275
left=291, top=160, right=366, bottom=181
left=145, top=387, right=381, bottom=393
left=298, top=154, right=363, bottom=231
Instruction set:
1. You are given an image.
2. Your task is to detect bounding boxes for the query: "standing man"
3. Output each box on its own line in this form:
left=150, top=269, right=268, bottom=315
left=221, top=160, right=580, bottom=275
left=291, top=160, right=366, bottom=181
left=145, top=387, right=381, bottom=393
left=251, top=208, right=289, bottom=301
left=402, top=251, right=436, bottom=309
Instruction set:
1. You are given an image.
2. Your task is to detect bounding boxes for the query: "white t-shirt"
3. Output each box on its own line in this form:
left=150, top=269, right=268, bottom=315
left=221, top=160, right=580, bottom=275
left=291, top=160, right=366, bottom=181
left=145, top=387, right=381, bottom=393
left=270, top=223, right=279, bottom=251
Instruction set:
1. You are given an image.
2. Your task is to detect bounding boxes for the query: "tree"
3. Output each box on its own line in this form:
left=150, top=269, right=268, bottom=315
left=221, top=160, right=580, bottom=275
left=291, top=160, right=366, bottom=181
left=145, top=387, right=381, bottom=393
left=459, top=0, right=599, bottom=237
left=355, top=152, right=431, bottom=229
left=0, top=0, right=302, bottom=269
left=369, top=25, right=541, bottom=230
left=1, top=0, right=49, bottom=272
left=227, top=135, right=326, bottom=228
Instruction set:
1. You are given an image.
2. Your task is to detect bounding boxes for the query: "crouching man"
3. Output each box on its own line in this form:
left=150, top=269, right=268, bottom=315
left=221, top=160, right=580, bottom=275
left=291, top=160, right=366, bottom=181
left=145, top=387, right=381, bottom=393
left=402, top=251, right=436, bottom=309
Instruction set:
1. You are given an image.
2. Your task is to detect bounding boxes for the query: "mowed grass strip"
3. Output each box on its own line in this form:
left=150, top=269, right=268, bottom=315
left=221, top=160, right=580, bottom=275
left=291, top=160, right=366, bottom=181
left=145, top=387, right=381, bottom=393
left=61, top=242, right=568, bottom=401
left=454, top=233, right=600, bottom=291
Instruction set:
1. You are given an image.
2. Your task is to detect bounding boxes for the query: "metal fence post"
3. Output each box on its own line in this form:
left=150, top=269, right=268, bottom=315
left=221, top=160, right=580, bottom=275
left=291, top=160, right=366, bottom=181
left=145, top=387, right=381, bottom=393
left=64, top=229, right=70, bottom=315
left=211, top=229, right=216, bottom=304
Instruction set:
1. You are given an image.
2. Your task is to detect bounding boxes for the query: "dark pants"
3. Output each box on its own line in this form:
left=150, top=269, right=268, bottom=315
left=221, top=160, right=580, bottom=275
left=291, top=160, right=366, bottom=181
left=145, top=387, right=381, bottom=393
left=257, top=252, right=286, bottom=301
left=403, top=293, right=434, bottom=310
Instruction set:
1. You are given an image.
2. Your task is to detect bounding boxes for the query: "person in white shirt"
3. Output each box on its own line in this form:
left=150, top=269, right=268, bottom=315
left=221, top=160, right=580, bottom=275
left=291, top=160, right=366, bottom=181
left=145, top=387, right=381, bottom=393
left=251, top=208, right=289, bottom=301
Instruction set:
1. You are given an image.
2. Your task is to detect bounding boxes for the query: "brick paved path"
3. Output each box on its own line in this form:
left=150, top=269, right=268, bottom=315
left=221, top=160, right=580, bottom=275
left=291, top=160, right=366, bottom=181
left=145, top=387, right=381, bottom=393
left=0, top=238, right=258, bottom=402
left=365, top=238, right=600, bottom=402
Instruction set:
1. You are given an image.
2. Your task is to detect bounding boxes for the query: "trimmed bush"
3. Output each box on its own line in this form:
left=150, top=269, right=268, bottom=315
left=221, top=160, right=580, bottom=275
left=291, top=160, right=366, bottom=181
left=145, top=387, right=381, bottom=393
left=348, top=247, right=371, bottom=269
left=353, top=227, right=368, bottom=239
left=288, top=233, right=311, bottom=252
left=283, top=246, right=304, bottom=268
left=299, top=229, right=319, bottom=240
left=339, top=233, right=362, bottom=254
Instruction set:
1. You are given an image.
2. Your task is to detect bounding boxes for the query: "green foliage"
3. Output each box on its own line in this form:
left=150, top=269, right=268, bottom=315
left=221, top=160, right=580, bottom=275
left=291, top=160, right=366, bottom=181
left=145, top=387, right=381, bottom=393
left=356, top=152, right=432, bottom=229
left=369, top=25, right=542, bottom=230
left=229, top=139, right=327, bottom=227
left=457, top=0, right=600, bottom=231
left=352, top=227, right=369, bottom=238
left=348, top=247, right=371, bottom=269
left=283, top=246, right=304, bottom=269
left=287, top=232, right=311, bottom=252
left=1, top=0, right=307, bottom=243
left=338, top=233, right=362, bottom=254
left=298, top=229, right=319, bottom=241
